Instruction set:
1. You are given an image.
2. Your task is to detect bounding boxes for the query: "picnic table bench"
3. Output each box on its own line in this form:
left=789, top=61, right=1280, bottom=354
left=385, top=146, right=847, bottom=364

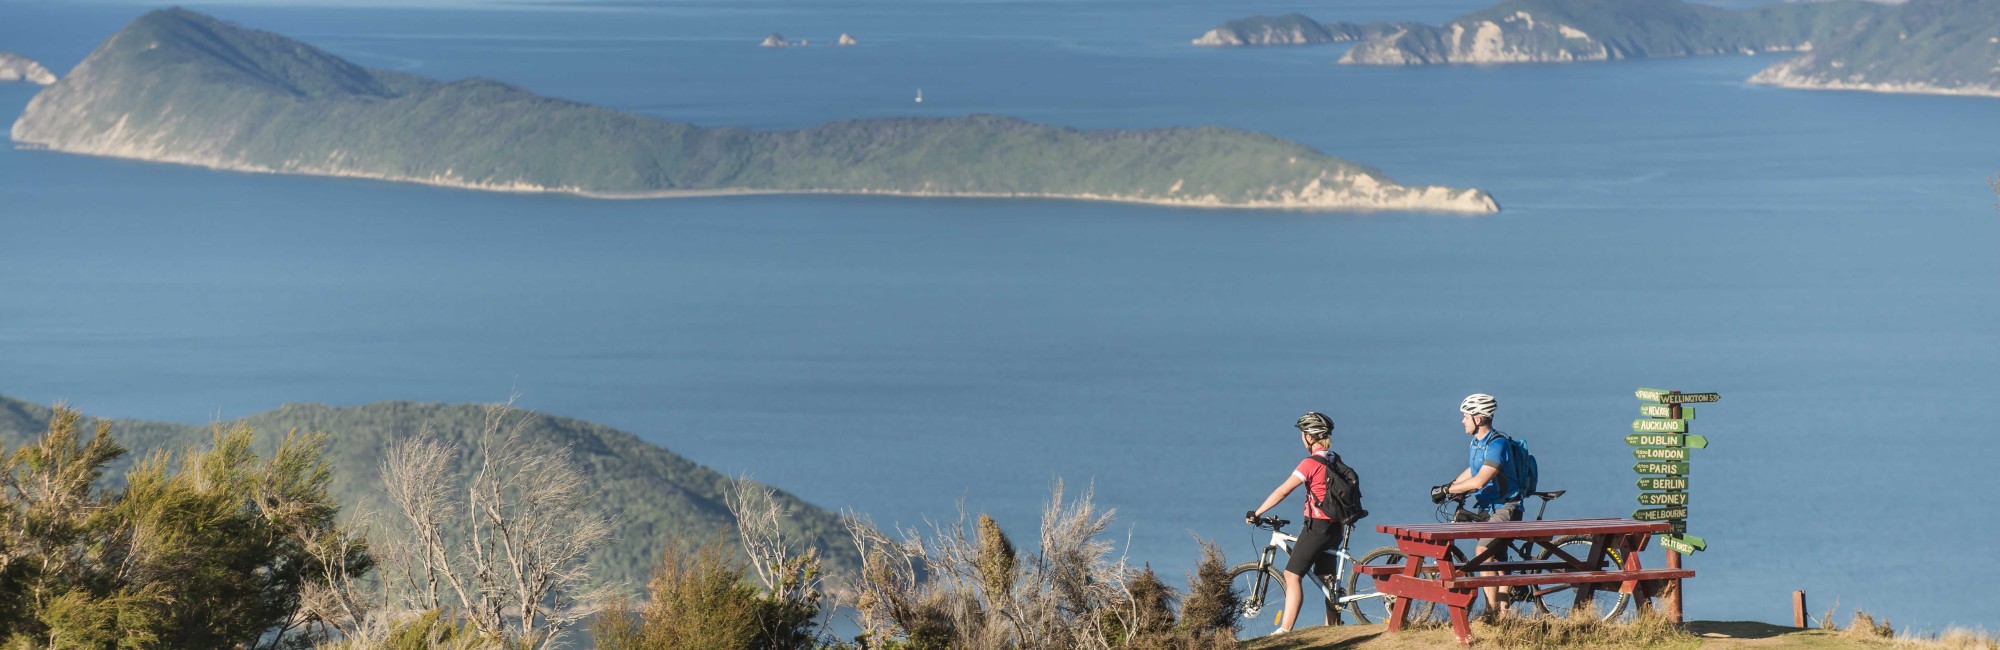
left=1357, top=518, right=1693, bottom=645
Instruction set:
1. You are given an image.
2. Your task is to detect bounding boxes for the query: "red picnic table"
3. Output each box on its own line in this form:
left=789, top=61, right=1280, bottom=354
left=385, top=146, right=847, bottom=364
left=1357, top=518, right=1693, bottom=645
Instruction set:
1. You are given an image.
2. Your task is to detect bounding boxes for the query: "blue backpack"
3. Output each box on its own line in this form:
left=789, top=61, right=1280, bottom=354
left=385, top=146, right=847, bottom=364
left=1495, top=433, right=1538, bottom=501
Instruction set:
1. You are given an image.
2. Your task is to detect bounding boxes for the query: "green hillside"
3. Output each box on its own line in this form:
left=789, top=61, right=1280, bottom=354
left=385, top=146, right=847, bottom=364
left=0, top=395, right=858, bottom=589
left=1196, top=0, right=1880, bottom=65
left=1751, top=0, right=2000, bottom=98
left=9, top=8, right=1497, bottom=213
left=1341, top=0, right=1881, bottom=65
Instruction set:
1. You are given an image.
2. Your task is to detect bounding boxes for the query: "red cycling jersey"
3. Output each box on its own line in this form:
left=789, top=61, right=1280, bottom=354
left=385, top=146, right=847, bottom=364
left=1289, top=450, right=1336, bottom=520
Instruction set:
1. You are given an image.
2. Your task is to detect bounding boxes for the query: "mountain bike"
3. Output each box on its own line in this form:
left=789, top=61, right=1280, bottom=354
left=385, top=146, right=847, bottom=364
left=1342, top=489, right=1633, bottom=623
left=1227, top=515, right=1387, bottom=627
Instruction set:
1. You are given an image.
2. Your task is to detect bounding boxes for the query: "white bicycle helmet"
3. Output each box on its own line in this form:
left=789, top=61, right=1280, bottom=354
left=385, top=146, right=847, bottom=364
left=1459, top=393, right=1498, bottom=419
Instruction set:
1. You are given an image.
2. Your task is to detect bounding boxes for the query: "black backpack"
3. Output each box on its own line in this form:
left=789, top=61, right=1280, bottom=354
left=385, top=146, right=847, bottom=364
left=1309, top=452, right=1368, bottom=525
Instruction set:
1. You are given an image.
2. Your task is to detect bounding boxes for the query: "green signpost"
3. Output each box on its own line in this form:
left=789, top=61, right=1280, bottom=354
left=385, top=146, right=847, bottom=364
left=1634, top=461, right=1688, bottom=476
left=1625, top=433, right=1707, bottom=448
left=1632, top=507, right=1689, bottom=521
left=1630, top=387, right=1720, bottom=575
left=1634, top=447, right=1689, bottom=461
left=1637, top=491, right=1688, bottom=506
left=1637, top=477, right=1688, bottom=491
left=1639, top=404, right=1693, bottom=419
left=1632, top=419, right=1688, bottom=433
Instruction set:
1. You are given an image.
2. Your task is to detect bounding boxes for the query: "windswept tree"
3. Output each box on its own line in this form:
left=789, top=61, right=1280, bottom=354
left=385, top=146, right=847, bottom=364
left=0, top=405, right=371, bottom=649
left=375, top=401, right=613, bottom=649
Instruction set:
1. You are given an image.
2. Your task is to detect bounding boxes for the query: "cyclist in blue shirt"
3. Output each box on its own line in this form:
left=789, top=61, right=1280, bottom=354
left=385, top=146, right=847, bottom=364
left=1430, top=393, right=1523, bottom=617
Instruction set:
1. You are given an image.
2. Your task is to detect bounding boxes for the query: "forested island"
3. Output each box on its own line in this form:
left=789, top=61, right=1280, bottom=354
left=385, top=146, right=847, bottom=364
left=0, top=51, right=56, bottom=84
left=1195, top=0, right=1883, bottom=66
left=10, top=8, right=1499, bottom=214
left=1751, top=0, right=2000, bottom=98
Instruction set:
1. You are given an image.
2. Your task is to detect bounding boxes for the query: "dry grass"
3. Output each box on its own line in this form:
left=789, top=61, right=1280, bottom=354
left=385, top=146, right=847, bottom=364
left=1896, top=628, right=2000, bottom=650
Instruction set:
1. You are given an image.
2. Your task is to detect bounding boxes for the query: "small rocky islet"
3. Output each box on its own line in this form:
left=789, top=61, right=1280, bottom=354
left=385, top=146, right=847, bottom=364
left=0, top=51, right=58, bottom=85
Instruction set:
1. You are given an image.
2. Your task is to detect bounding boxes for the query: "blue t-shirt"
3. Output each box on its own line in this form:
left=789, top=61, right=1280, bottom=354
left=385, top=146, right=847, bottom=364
left=1467, top=431, right=1515, bottom=509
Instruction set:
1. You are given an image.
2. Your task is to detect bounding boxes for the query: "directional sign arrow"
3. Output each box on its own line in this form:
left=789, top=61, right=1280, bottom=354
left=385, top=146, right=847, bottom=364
left=1637, top=477, right=1688, bottom=491
left=1633, top=507, right=1689, bottom=522
left=1677, top=534, right=1708, bottom=550
left=1639, top=404, right=1694, bottom=420
left=1636, top=388, right=1669, bottom=403
left=1659, top=393, right=1721, bottom=404
left=1625, top=434, right=1707, bottom=448
left=1659, top=536, right=1701, bottom=554
left=1637, top=491, right=1689, bottom=506
left=1632, top=419, right=1688, bottom=433
left=1663, top=520, right=1687, bottom=535
left=1634, top=447, right=1690, bottom=461
left=1634, top=462, right=1689, bottom=476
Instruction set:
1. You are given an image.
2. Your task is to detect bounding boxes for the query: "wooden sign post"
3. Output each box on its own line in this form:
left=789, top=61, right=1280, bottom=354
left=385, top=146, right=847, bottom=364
left=1632, top=387, right=1719, bottom=624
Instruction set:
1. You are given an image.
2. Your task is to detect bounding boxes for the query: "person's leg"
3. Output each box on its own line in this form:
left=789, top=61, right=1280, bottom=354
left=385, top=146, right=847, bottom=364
left=1474, top=539, right=1501, bottom=617
left=1279, top=570, right=1304, bottom=631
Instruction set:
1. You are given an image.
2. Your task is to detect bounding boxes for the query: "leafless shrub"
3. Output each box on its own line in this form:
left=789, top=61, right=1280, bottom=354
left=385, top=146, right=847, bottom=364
left=838, top=480, right=1146, bottom=650
left=376, top=400, right=614, bottom=649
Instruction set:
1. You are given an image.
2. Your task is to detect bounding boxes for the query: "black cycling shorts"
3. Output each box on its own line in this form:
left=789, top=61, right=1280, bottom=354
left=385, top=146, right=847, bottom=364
left=1285, top=517, right=1345, bottom=577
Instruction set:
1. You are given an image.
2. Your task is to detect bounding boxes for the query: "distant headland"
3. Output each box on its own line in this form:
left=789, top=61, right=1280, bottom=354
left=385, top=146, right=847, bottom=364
left=11, top=9, right=1498, bottom=214
left=1195, top=0, right=1884, bottom=66
left=1751, top=0, right=2000, bottom=99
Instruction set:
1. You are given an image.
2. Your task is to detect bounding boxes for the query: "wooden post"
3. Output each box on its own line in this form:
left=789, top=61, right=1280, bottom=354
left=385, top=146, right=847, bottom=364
left=1665, top=399, right=1685, bottom=624
left=1793, top=591, right=1808, bottom=628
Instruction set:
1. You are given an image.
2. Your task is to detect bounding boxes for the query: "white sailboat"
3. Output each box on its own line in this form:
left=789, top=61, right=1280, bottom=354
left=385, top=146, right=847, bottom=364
left=914, top=88, right=923, bottom=104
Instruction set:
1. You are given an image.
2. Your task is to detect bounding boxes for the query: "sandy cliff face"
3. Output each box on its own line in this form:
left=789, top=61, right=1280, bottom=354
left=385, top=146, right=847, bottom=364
left=0, top=52, right=57, bottom=85
left=1340, top=12, right=1612, bottom=65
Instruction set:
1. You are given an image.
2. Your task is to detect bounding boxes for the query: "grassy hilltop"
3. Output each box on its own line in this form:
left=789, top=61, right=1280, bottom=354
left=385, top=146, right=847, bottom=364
left=9, top=8, right=1497, bottom=213
left=0, top=395, right=859, bottom=588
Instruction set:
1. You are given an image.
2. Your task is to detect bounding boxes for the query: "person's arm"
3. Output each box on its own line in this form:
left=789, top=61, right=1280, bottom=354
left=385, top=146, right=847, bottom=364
left=1451, top=439, right=1507, bottom=494
left=1249, top=474, right=1306, bottom=521
left=1450, top=465, right=1499, bottom=494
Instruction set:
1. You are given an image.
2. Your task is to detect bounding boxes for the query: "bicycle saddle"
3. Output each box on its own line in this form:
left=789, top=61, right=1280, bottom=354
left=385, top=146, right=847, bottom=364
left=1533, top=490, right=1567, bottom=500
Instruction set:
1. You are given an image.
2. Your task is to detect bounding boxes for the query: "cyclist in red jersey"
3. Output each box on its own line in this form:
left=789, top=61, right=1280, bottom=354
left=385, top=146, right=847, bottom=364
left=1245, top=411, right=1343, bottom=636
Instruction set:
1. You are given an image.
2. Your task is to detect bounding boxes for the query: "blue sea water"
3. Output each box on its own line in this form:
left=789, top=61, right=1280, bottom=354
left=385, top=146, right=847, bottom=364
left=4, top=0, right=1999, bottom=633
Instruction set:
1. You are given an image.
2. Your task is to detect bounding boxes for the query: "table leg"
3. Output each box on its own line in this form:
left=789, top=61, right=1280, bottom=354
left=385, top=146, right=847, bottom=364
left=1572, top=533, right=1611, bottom=610
left=1450, top=602, right=1472, bottom=645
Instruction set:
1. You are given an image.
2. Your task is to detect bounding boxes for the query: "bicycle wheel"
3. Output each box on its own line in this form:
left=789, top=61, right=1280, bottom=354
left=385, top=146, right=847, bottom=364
left=1344, top=546, right=1438, bottom=625
left=1531, top=535, right=1630, bottom=621
left=1226, top=562, right=1285, bottom=626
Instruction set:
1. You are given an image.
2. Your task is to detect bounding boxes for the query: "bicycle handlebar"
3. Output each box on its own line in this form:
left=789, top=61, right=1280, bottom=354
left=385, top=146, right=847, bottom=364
left=1246, top=515, right=1291, bottom=530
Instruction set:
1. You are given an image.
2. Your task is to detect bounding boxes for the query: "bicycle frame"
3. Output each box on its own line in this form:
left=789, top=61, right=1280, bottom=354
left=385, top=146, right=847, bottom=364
left=1252, top=525, right=1390, bottom=610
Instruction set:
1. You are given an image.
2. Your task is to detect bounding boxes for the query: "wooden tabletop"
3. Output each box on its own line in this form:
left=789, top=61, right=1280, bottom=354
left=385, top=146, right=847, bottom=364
left=1376, top=518, right=1667, bottom=542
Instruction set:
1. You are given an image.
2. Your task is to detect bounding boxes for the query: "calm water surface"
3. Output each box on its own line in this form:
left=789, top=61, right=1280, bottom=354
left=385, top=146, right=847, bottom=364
left=4, top=0, right=1998, bottom=631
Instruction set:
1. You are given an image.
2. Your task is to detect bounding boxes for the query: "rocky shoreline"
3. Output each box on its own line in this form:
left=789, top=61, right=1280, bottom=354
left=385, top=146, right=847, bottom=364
left=1748, top=65, right=2000, bottom=99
